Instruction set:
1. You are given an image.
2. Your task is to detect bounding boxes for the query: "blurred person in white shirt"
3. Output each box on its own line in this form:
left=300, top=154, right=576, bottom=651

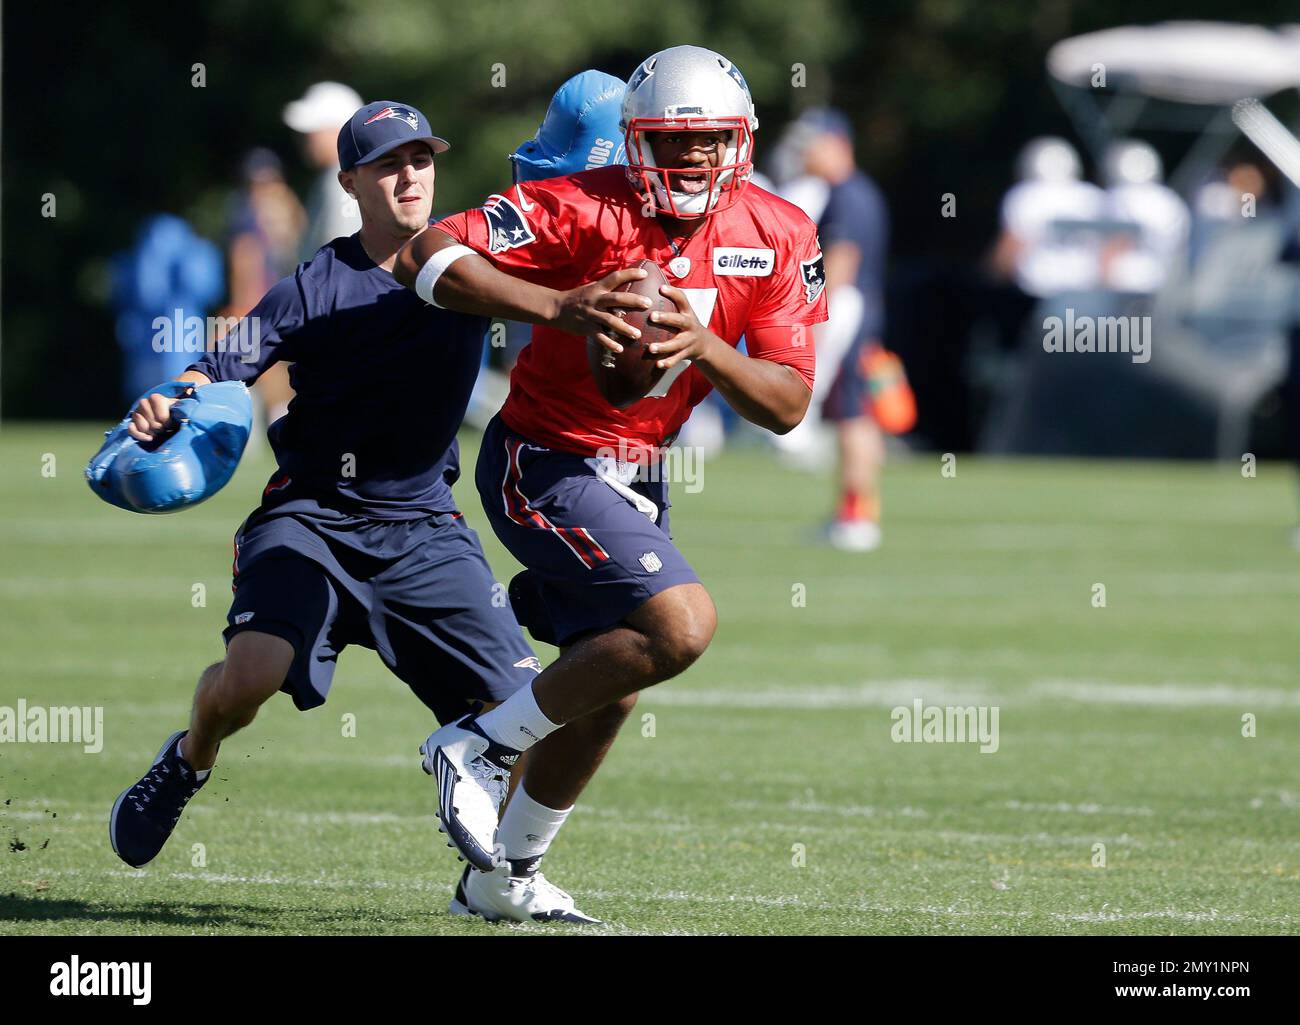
left=991, top=137, right=1106, bottom=297
left=1099, top=139, right=1189, bottom=293
left=283, top=81, right=364, bottom=260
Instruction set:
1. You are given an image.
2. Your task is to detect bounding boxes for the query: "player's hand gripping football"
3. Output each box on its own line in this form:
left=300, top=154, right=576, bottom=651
left=644, top=284, right=721, bottom=369
left=554, top=267, right=653, bottom=353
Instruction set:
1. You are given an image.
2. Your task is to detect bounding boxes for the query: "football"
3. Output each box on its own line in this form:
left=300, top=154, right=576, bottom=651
left=586, top=259, right=678, bottom=409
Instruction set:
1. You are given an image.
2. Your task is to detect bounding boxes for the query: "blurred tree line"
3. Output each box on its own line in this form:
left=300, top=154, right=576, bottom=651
left=4, top=0, right=1297, bottom=419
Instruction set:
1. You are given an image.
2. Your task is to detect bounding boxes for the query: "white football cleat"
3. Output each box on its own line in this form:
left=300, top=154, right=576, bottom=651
left=826, top=518, right=882, bottom=552
left=419, top=714, right=518, bottom=872
left=449, top=865, right=602, bottom=925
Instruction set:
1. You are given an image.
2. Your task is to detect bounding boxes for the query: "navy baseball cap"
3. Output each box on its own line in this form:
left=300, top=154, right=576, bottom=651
left=337, top=101, right=449, bottom=171
left=793, top=106, right=854, bottom=142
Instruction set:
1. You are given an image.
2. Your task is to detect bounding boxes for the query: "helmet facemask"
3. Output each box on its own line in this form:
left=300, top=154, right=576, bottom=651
left=624, top=118, right=754, bottom=219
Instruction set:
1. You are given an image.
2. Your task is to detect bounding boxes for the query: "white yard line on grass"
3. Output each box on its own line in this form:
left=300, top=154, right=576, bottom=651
left=638, top=678, right=1300, bottom=710
left=1031, top=680, right=1300, bottom=708
left=1004, top=800, right=1155, bottom=816
left=640, top=680, right=997, bottom=709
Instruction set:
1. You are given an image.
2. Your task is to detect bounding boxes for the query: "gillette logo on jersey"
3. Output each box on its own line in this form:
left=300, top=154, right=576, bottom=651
left=713, top=248, right=774, bottom=275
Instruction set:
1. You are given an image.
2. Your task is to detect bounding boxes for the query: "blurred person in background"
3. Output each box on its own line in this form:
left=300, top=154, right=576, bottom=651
left=223, top=148, right=306, bottom=426
left=283, top=81, right=365, bottom=259
left=1191, top=155, right=1278, bottom=263
left=1098, top=139, right=1189, bottom=294
left=771, top=108, right=911, bottom=551
left=109, top=214, right=224, bottom=404
left=989, top=136, right=1105, bottom=301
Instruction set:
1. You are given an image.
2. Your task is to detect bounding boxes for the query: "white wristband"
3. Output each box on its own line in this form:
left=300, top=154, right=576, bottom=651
left=414, top=244, right=475, bottom=308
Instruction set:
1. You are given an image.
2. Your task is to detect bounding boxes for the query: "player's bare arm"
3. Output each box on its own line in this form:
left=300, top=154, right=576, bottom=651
left=647, top=284, right=811, bottom=434
left=393, top=227, right=650, bottom=351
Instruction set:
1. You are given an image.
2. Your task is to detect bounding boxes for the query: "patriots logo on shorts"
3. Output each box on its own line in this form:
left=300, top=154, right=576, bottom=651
left=513, top=656, right=543, bottom=673
left=800, top=253, right=826, bottom=304
left=363, top=105, right=420, bottom=131
left=482, top=194, right=537, bottom=254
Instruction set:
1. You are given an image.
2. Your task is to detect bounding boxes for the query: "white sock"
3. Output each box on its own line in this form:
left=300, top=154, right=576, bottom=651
left=176, top=735, right=211, bottom=781
left=476, top=684, right=562, bottom=751
left=498, top=784, right=572, bottom=873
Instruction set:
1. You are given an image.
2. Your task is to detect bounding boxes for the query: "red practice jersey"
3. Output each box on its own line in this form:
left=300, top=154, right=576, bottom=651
left=437, top=165, right=828, bottom=457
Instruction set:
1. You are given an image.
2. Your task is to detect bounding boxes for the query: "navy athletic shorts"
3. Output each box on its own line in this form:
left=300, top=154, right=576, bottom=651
left=225, top=484, right=540, bottom=723
left=475, top=414, right=701, bottom=647
left=824, top=334, right=872, bottom=423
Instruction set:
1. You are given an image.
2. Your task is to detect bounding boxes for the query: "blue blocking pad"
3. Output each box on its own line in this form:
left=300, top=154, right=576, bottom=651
left=86, top=380, right=253, bottom=514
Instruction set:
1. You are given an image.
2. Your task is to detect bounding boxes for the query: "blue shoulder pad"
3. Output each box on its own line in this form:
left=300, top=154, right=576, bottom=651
left=86, top=380, right=253, bottom=514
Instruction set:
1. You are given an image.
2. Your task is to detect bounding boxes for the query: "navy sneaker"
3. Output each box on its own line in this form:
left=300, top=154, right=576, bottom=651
left=109, top=730, right=208, bottom=868
left=419, top=714, right=519, bottom=871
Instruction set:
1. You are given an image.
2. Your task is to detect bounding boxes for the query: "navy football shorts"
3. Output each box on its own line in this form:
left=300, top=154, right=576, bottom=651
left=824, top=334, right=872, bottom=423
left=475, top=414, right=701, bottom=647
left=225, top=487, right=539, bottom=724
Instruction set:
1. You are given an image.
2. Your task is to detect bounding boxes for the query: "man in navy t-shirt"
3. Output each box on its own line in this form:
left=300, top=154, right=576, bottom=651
left=107, top=101, right=551, bottom=875
left=775, top=108, right=913, bottom=552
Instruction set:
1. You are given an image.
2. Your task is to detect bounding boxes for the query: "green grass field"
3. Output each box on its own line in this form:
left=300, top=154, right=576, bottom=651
left=1, top=423, right=1297, bottom=935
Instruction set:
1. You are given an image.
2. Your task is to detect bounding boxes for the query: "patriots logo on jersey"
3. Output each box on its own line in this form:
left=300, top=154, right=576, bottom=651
left=363, top=105, right=420, bottom=131
left=483, top=193, right=537, bottom=254
left=800, top=253, right=826, bottom=304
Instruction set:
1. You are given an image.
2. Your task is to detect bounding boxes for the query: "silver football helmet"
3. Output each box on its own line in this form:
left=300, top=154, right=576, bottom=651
left=621, top=45, right=759, bottom=218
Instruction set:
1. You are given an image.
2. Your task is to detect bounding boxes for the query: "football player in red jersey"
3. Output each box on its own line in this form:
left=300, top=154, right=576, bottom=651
left=395, top=45, right=827, bottom=922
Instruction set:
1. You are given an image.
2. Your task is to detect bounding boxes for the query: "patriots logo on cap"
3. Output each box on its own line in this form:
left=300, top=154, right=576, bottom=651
left=364, top=105, right=420, bottom=130
left=800, top=252, right=826, bottom=304
left=482, top=193, right=537, bottom=254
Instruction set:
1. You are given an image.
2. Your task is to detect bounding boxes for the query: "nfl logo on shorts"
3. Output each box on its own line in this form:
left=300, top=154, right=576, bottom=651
left=638, top=551, right=663, bottom=573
